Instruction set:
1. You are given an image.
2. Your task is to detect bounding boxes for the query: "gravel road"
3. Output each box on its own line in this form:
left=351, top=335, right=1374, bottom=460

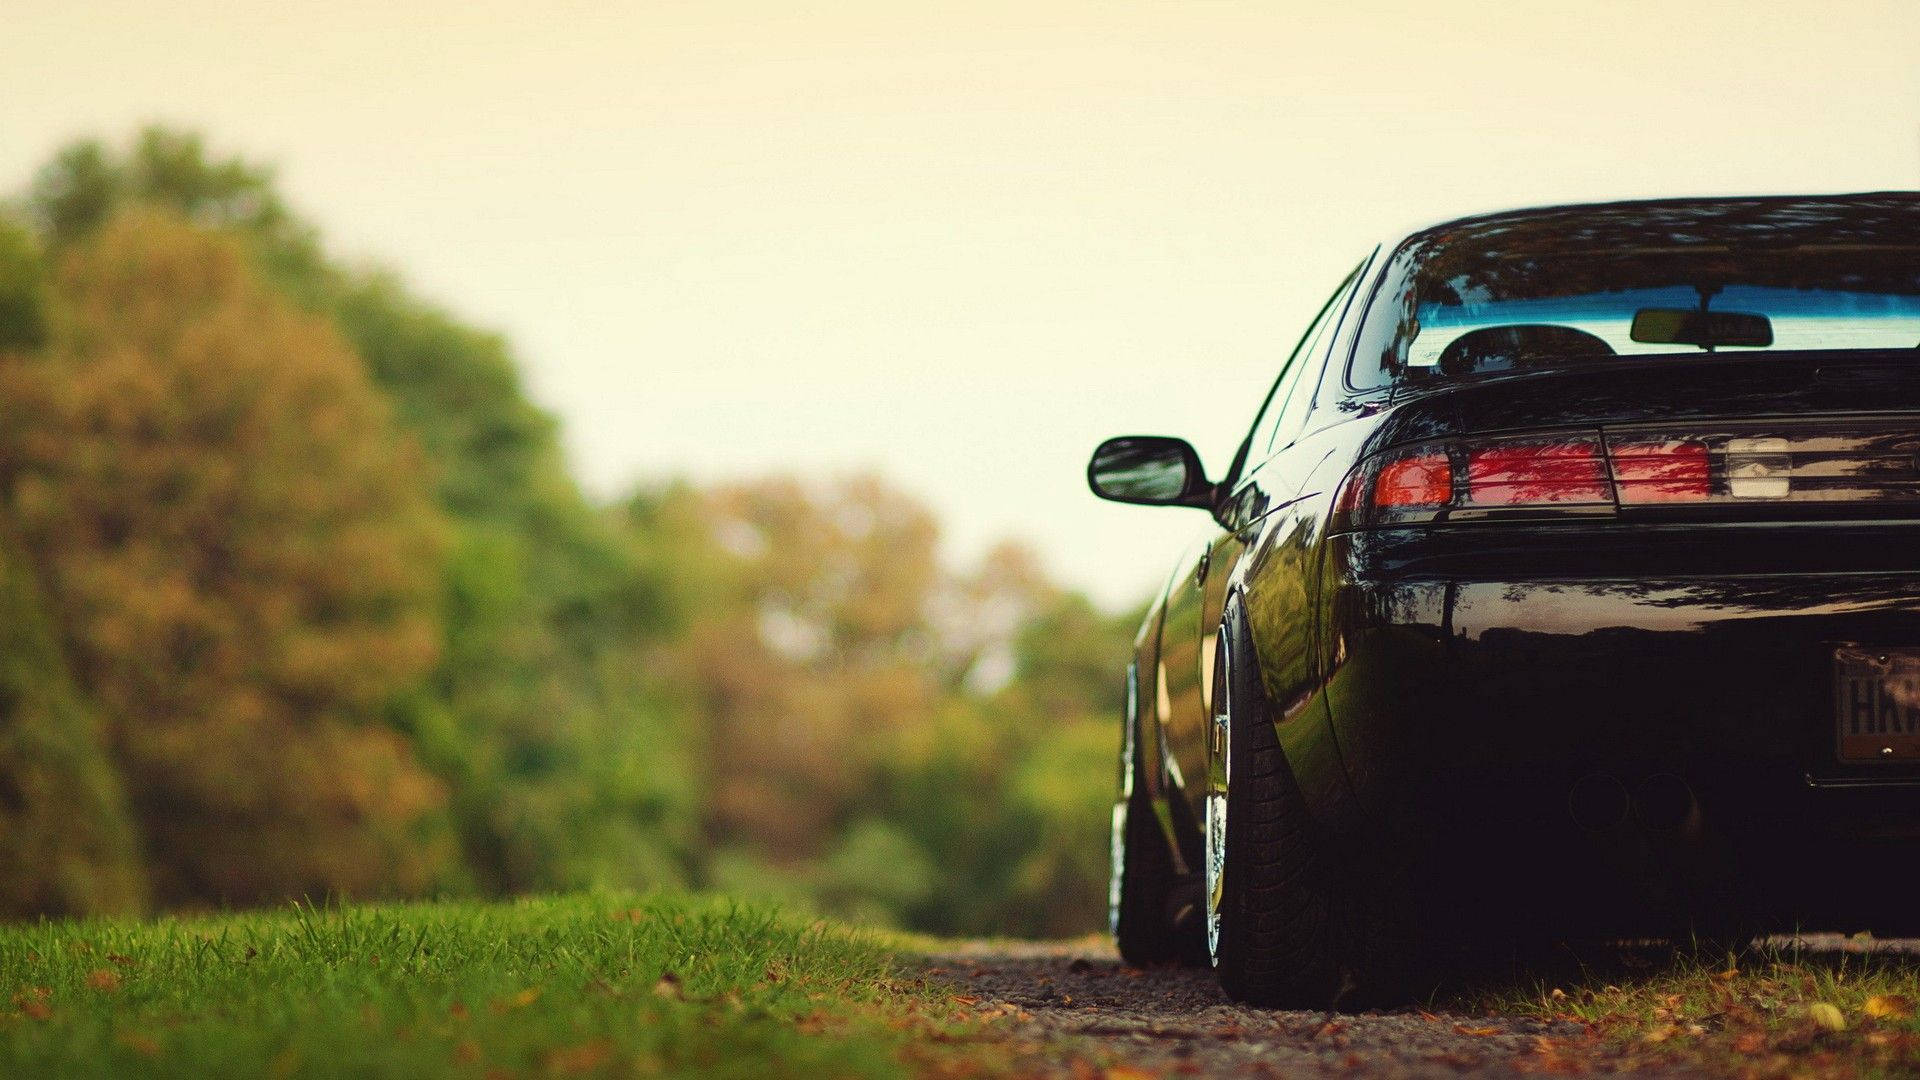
left=920, top=941, right=1692, bottom=1079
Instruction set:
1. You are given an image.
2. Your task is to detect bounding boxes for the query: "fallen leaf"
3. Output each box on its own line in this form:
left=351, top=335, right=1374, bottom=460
left=1453, top=1024, right=1501, bottom=1037
left=86, top=968, right=121, bottom=992
left=453, top=1041, right=480, bottom=1064
left=1732, top=1031, right=1767, bottom=1054
left=543, top=1040, right=613, bottom=1074
left=1810, top=1002, right=1847, bottom=1032
left=653, top=973, right=683, bottom=1000
left=1866, top=994, right=1913, bottom=1019
left=19, top=1000, right=51, bottom=1021
left=1103, top=1067, right=1158, bottom=1080
left=490, top=987, right=542, bottom=1013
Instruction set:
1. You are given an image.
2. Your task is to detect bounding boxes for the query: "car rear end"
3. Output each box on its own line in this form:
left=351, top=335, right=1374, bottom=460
left=1317, top=195, right=1920, bottom=942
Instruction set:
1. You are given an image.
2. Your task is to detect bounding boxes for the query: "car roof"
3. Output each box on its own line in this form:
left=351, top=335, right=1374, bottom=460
left=1373, top=190, right=1920, bottom=256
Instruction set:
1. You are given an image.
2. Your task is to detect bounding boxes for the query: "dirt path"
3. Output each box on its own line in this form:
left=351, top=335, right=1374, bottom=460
left=921, top=942, right=1688, bottom=1079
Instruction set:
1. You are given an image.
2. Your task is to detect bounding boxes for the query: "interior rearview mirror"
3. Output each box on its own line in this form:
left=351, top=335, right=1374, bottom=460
left=1630, top=308, right=1774, bottom=349
left=1087, top=436, right=1213, bottom=509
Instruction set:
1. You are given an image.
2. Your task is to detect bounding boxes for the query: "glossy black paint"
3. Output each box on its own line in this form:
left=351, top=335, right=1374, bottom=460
left=1096, top=193, right=1920, bottom=947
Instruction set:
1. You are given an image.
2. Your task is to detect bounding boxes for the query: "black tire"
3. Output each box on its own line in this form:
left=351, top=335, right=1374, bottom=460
left=1111, top=671, right=1202, bottom=966
left=1209, top=599, right=1356, bottom=1007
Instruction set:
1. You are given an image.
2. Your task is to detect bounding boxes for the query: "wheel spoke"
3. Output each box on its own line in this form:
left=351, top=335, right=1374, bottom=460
left=1204, top=633, right=1232, bottom=964
left=1107, top=800, right=1127, bottom=937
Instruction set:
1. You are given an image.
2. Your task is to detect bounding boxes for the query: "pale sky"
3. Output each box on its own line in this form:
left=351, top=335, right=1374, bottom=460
left=4, top=1, right=1918, bottom=606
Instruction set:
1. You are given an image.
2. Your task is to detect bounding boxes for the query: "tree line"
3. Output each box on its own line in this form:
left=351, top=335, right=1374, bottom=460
left=0, top=129, right=1132, bottom=937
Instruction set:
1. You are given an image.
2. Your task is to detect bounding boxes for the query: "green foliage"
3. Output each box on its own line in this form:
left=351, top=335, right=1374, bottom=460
left=0, top=218, right=49, bottom=351
left=26, top=127, right=694, bottom=899
left=0, top=894, right=982, bottom=1079
left=0, top=529, right=145, bottom=917
left=333, top=273, right=690, bottom=896
left=4, top=126, right=1139, bottom=937
left=621, top=476, right=1134, bottom=935
left=0, top=213, right=456, bottom=906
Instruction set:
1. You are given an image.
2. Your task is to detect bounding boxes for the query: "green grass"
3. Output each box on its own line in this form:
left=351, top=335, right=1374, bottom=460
left=0, top=893, right=990, bottom=1079
left=1476, top=941, right=1920, bottom=1079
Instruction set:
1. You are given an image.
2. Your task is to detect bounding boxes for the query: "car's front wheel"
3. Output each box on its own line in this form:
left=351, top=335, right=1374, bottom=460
left=1111, top=663, right=1202, bottom=966
left=1205, top=598, right=1355, bottom=1007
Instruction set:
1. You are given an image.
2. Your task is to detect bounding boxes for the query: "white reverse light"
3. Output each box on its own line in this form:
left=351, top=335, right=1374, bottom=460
left=1726, top=436, right=1791, bottom=499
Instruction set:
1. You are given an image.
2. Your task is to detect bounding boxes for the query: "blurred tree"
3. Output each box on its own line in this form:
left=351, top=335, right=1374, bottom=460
left=0, top=212, right=146, bottom=918
left=625, top=478, right=1136, bottom=936
left=0, top=213, right=454, bottom=904
left=331, top=276, right=693, bottom=894
left=26, top=128, right=696, bottom=896
left=0, top=515, right=148, bottom=917
left=0, top=217, right=49, bottom=351
left=11, top=126, right=1144, bottom=932
left=642, top=475, right=942, bottom=863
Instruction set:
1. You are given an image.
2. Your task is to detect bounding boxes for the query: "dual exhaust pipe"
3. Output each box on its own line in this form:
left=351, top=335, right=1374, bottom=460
left=1568, top=771, right=1699, bottom=834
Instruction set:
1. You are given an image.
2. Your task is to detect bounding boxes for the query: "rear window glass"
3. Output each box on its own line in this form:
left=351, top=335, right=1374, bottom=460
left=1350, top=196, right=1920, bottom=388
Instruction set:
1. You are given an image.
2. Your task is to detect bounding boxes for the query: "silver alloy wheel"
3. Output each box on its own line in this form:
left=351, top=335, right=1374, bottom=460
left=1108, top=800, right=1128, bottom=938
left=1203, top=631, right=1232, bottom=965
left=1109, top=661, right=1141, bottom=939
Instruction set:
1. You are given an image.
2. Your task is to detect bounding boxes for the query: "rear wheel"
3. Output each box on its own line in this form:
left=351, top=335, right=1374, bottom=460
left=1205, top=599, right=1359, bottom=1007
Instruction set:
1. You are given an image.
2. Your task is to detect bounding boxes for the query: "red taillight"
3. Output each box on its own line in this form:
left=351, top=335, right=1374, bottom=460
left=1465, top=439, right=1609, bottom=506
left=1374, top=453, right=1452, bottom=507
left=1338, top=430, right=1726, bottom=529
left=1610, top=439, right=1710, bottom=504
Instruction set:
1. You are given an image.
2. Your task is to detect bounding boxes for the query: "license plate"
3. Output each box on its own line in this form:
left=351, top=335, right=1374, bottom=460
left=1835, top=647, right=1920, bottom=762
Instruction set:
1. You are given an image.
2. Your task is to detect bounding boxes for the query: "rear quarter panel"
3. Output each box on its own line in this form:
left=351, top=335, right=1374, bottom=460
left=1234, top=419, right=1381, bottom=845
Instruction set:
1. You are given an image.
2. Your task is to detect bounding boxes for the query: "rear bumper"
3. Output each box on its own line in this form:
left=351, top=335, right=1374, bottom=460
left=1322, top=563, right=1920, bottom=937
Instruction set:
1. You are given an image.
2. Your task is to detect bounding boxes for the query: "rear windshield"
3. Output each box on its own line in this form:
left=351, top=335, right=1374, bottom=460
left=1349, top=195, right=1920, bottom=389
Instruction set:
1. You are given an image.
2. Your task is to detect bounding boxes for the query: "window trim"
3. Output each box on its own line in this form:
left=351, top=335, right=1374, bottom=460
left=1270, top=248, right=1379, bottom=453
left=1218, top=262, right=1364, bottom=496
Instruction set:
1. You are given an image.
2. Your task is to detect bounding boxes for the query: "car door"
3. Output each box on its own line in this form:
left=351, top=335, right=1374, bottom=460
left=1159, top=267, right=1367, bottom=833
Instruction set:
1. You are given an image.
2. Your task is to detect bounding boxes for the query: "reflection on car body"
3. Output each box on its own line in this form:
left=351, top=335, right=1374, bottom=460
left=1090, top=192, right=1920, bottom=1006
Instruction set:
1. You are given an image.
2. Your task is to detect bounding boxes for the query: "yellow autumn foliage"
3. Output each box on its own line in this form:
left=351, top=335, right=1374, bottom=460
left=0, top=212, right=455, bottom=905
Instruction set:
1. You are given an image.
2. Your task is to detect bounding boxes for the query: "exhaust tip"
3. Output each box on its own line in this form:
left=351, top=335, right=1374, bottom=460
left=1568, top=772, right=1631, bottom=830
left=1633, top=773, right=1697, bottom=832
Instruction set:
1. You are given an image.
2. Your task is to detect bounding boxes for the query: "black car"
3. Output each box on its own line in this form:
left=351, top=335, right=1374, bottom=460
left=1089, top=193, right=1920, bottom=1007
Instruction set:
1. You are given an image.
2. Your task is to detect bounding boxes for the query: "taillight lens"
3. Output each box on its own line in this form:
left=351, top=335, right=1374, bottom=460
left=1339, top=431, right=1627, bottom=528
left=1374, top=453, right=1452, bottom=507
left=1610, top=439, right=1710, bottom=504
left=1336, top=421, right=1920, bottom=531
left=1465, top=438, right=1609, bottom=506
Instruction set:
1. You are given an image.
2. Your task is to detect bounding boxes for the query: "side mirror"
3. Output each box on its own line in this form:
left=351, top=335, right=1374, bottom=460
left=1087, top=436, right=1214, bottom=509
